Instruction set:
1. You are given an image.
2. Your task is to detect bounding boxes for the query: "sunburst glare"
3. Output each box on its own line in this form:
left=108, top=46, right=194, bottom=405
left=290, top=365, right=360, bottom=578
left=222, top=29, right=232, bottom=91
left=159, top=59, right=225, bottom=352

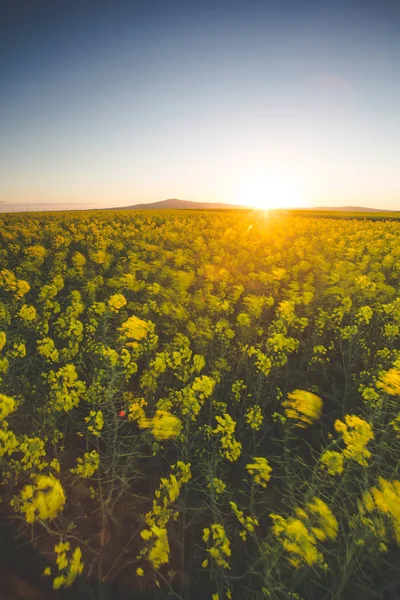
left=234, top=172, right=304, bottom=210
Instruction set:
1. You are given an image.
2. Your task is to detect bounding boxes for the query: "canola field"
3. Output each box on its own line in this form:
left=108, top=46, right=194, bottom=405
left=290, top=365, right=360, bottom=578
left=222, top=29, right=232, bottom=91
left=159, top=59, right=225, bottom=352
left=0, top=210, right=399, bottom=599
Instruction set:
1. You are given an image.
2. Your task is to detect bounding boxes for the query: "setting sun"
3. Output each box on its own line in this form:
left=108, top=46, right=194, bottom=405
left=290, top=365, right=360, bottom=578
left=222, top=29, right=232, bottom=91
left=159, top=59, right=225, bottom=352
left=234, top=174, right=303, bottom=210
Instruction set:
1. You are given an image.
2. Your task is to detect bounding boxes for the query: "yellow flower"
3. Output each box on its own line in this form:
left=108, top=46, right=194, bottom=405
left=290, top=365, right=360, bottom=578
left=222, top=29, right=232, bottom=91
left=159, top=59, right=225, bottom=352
left=246, top=457, right=272, bottom=488
left=390, top=413, right=400, bottom=438
left=70, top=450, right=100, bottom=478
left=84, top=410, right=104, bottom=437
left=209, top=478, right=226, bottom=495
left=0, top=393, right=16, bottom=421
left=18, top=474, right=65, bottom=523
left=203, top=523, right=231, bottom=569
left=139, top=410, right=182, bottom=441
left=71, top=251, right=86, bottom=268
left=18, top=304, right=36, bottom=321
left=136, top=567, right=144, bottom=576
left=107, top=293, right=127, bottom=312
left=361, top=478, right=400, bottom=543
left=141, top=525, right=170, bottom=569
left=128, top=398, right=147, bottom=422
left=245, top=405, right=263, bottom=431
left=377, top=367, right=400, bottom=396
left=52, top=543, right=84, bottom=589
left=230, top=501, right=259, bottom=538
left=9, top=342, right=26, bottom=358
left=0, top=270, right=30, bottom=297
left=15, top=279, right=31, bottom=298
left=37, top=337, right=59, bottom=362
left=212, top=414, right=242, bottom=462
left=334, top=414, right=374, bottom=466
left=47, top=364, right=86, bottom=412
left=0, top=331, right=5, bottom=352
left=306, top=497, right=338, bottom=540
left=118, top=315, right=152, bottom=341
left=18, top=435, right=47, bottom=470
left=270, top=497, right=337, bottom=568
left=282, top=390, right=323, bottom=428
left=0, top=429, right=18, bottom=457
left=320, top=450, right=344, bottom=476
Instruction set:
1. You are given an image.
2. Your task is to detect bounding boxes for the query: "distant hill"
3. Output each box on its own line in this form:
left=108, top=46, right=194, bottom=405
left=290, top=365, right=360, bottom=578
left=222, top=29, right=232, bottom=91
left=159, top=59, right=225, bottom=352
left=304, top=206, right=395, bottom=212
left=109, top=201, right=395, bottom=212
left=109, top=199, right=251, bottom=210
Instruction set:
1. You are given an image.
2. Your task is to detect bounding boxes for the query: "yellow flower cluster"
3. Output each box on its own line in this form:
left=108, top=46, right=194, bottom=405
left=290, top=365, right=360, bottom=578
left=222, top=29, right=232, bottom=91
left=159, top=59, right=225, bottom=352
left=377, top=367, right=400, bottom=396
left=8, top=341, right=26, bottom=358
left=140, top=525, right=170, bottom=569
left=0, top=269, right=30, bottom=298
left=141, top=462, right=191, bottom=569
left=320, top=450, right=345, bottom=476
left=25, top=244, right=47, bottom=262
left=84, top=410, right=104, bottom=437
left=230, top=501, right=259, bottom=540
left=139, top=409, right=182, bottom=441
left=282, top=390, right=323, bottom=428
left=0, top=393, right=16, bottom=421
left=44, top=542, right=84, bottom=590
left=37, top=337, right=59, bottom=362
left=18, top=304, right=36, bottom=321
left=203, top=523, right=231, bottom=569
left=0, top=331, right=5, bottom=351
left=231, top=379, right=246, bottom=403
left=127, top=397, right=147, bottom=422
left=266, top=333, right=299, bottom=367
left=390, top=413, right=400, bottom=438
left=270, top=497, right=338, bottom=569
left=47, top=364, right=86, bottom=412
left=212, top=414, right=242, bottom=462
left=145, top=461, right=192, bottom=528
left=179, top=376, right=215, bottom=419
left=320, top=414, right=374, bottom=474
left=246, top=457, right=272, bottom=488
left=18, top=436, right=47, bottom=470
left=334, top=414, right=374, bottom=466
left=237, top=312, right=252, bottom=327
left=0, top=428, right=18, bottom=458
left=107, top=293, right=127, bottom=312
left=70, top=450, right=100, bottom=478
left=157, top=374, right=214, bottom=419
left=118, top=315, right=153, bottom=341
left=246, top=346, right=272, bottom=377
left=71, top=251, right=86, bottom=268
left=0, top=393, right=17, bottom=458
left=97, top=344, right=119, bottom=366
left=360, top=477, right=400, bottom=543
left=356, top=305, right=373, bottom=324
left=17, top=474, right=65, bottom=523
left=245, top=405, right=263, bottom=431
left=208, top=477, right=226, bottom=495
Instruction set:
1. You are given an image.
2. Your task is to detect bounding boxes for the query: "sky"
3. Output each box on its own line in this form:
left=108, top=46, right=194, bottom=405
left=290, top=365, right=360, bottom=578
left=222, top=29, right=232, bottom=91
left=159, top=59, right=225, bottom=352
left=1, top=0, right=400, bottom=211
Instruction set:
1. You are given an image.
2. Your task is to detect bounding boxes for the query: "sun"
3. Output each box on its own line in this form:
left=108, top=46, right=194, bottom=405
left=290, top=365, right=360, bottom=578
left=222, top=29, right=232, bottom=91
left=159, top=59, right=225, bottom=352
left=234, top=174, right=303, bottom=210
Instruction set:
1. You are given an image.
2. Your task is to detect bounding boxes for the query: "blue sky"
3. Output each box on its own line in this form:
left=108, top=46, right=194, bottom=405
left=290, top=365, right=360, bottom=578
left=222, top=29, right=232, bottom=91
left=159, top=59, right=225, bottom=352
left=1, top=0, right=400, bottom=210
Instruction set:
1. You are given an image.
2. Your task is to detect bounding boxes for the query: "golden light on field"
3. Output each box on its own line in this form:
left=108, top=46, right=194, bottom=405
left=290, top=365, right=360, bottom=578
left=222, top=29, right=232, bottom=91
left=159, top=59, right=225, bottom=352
left=234, top=173, right=304, bottom=210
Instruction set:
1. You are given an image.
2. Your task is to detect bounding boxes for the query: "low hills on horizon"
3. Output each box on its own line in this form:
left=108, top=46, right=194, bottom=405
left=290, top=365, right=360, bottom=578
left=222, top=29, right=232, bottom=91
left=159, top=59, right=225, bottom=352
left=109, top=198, right=394, bottom=212
left=0, top=199, right=396, bottom=213
left=110, top=198, right=250, bottom=210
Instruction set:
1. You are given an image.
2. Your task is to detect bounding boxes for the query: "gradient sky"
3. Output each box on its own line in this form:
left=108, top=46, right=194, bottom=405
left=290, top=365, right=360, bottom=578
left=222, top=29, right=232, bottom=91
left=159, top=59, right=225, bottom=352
left=1, top=0, right=400, bottom=211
